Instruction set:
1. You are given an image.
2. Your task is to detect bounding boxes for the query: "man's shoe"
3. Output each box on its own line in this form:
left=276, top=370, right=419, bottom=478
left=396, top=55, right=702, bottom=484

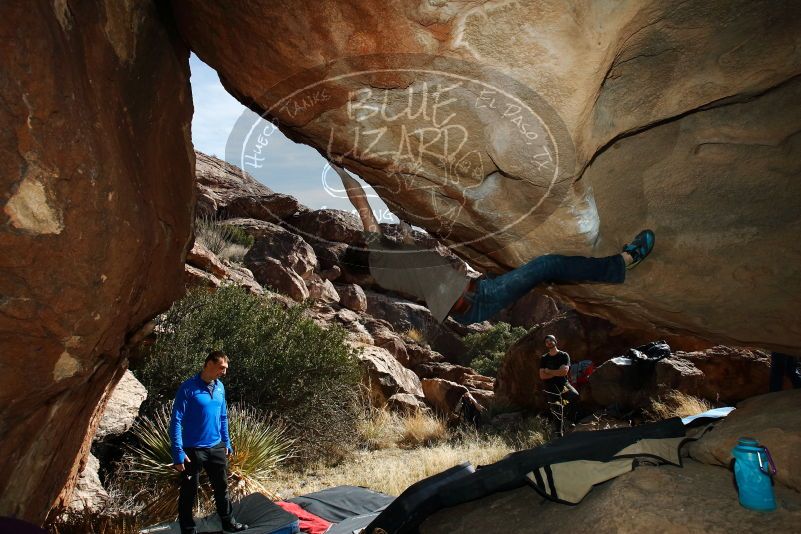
left=622, top=229, right=655, bottom=270
left=222, top=520, right=248, bottom=533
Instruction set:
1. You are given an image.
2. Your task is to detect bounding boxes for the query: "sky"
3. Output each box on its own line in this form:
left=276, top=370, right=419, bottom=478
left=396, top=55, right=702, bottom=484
left=189, top=54, right=396, bottom=223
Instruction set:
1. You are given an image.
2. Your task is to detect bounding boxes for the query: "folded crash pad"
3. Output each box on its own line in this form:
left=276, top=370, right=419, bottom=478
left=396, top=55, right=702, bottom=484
left=142, top=493, right=299, bottom=534
left=287, top=485, right=394, bottom=523
left=364, top=462, right=476, bottom=534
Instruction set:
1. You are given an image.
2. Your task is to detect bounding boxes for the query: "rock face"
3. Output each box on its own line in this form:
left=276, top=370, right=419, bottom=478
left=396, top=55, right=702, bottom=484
left=677, top=347, right=770, bottom=403
left=1, top=1, right=193, bottom=522
left=365, top=290, right=468, bottom=363
left=421, top=378, right=469, bottom=417
left=67, top=453, right=108, bottom=513
left=95, top=370, right=148, bottom=441
left=354, top=343, right=424, bottom=405
left=337, top=283, right=367, bottom=312
left=689, top=389, right=801, bottom=493
left=195, top=151, right=301, bottom=221
left=171, top=0, right=801, bottom=352
left=421, top=460, right=801, bottom=533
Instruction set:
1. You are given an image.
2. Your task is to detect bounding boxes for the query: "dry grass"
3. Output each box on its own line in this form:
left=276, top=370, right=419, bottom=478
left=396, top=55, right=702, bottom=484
left=358, top=408, right=402, bottom=451
left=218, top=243, right=249, bottom=263
left=269, top=410, right=553, bottom=499
left=398, top=412, right=447, bottom=448
left=404, top=328, right=424, bottom=343
left=648, top=390, right=712, bottom=420
left=357, top=408, right=447, bottom=450
left=270, top=434, right=514, bottom=498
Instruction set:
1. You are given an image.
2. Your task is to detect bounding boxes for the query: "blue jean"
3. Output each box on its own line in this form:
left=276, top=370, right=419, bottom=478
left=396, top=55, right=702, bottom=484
left=450, top=254, right=626, bottom=324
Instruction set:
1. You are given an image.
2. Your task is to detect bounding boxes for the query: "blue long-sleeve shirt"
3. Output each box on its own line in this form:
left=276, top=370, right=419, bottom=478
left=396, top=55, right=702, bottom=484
left=169, top=373, right=232, bottom=464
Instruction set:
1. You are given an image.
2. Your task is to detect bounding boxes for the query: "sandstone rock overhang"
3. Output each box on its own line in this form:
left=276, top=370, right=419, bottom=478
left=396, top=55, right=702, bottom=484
left=171, top=0, right=801, bottom=352
left=0, top=0, right=194, bottom=523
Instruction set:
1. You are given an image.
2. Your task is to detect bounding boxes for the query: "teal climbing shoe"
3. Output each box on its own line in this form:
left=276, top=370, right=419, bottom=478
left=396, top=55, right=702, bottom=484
left=623, top=229, right=655, bottom=270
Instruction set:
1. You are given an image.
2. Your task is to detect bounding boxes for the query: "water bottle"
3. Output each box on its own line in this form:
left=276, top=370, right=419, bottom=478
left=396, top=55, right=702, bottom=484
left=731, top=437, right=777, bottom=511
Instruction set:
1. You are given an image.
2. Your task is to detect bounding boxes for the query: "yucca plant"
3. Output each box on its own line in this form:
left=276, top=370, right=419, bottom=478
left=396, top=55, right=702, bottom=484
left=120, top=403, right=294, bottom=523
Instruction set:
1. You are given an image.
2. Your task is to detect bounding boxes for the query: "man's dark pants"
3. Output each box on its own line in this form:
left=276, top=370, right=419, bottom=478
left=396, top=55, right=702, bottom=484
left=179, top=442, right=232, bottom=533
left=769, top=352, right=801, bottom=391
left=543, top=382, right=579, bottom=431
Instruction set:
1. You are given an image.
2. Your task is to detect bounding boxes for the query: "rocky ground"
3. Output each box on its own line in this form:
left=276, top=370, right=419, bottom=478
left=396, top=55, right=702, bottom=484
left=68, top=153, right=797, bottom=533
left=422, top=390, right=801, bottom=533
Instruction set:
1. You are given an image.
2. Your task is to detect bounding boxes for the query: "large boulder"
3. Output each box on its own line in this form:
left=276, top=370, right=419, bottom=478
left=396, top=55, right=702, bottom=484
left=241, top=220, right=317, bottom=280
left=421, top=378, right=468, bottom=416
left=353, top=343, right=423, bottom=405
left=186, top=241, right=228, bottom=279
left=689, top=389, right=801, bottom=493
left=588, top=346, right=772, bottom=410
left=422, top=460, right=801, bottom=533
left=414, top=362, right=477, bottom=384
left=184, top=264, right=222, bottom=290
left=283, top=209, right=365, bottom=246
left=66, top=453, right=107, bottom=513
left=172, top=0, right=801, bottom=353
left=305, top=273, right=340, bottom=304
left=337, top=283, right=368, bottom=313
left=1, top=1, right=194, bottom=521
left=677, top=346, right=770, bottom=403
left=364, top=290, right=468, bottom=363
left=95, top=370, right=147, bottom=442
left=589, top=356, right=705, bottom=410
left=246, top=256, right=308, bottom=301
left=195, top=151, right=301, bottom=221
left=221, top=260, right=263, bottom=295
left=363, top=318, right=409, bottom=366
left=386, top=393, right=429, bottom=415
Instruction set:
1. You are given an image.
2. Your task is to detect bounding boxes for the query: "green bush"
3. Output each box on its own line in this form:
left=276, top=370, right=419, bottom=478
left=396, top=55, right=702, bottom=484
left=136, top=285, right=361, bottom=462
left=463, top=322, right=527, bottom=377
left=221, top=224, right=255, bottom=248
left=119, top=403, right=294, bottom=523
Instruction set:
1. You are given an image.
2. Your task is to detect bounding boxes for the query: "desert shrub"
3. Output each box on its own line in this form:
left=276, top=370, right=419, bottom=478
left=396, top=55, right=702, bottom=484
left=118, top=403, right=294, bottom=522
left=137, top=285, right=361, bottom=462
left=222, top=224, right=255, bottom=248
left=195, top=216, right=253, bottom=262
left=463, top=322, right=527, bottom=376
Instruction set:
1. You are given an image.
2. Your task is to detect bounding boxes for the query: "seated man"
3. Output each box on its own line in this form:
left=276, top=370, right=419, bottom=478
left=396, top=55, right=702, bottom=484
left=333, top=163, right=655, bottom=325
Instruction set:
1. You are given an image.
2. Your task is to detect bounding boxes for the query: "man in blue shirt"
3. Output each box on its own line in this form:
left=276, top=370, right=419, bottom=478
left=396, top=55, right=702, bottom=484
left=170, top=351, right=246, bottom=534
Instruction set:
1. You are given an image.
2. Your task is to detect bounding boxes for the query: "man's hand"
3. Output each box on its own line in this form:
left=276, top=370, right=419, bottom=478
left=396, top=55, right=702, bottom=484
left=172, top=456, right=190, bottom=472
